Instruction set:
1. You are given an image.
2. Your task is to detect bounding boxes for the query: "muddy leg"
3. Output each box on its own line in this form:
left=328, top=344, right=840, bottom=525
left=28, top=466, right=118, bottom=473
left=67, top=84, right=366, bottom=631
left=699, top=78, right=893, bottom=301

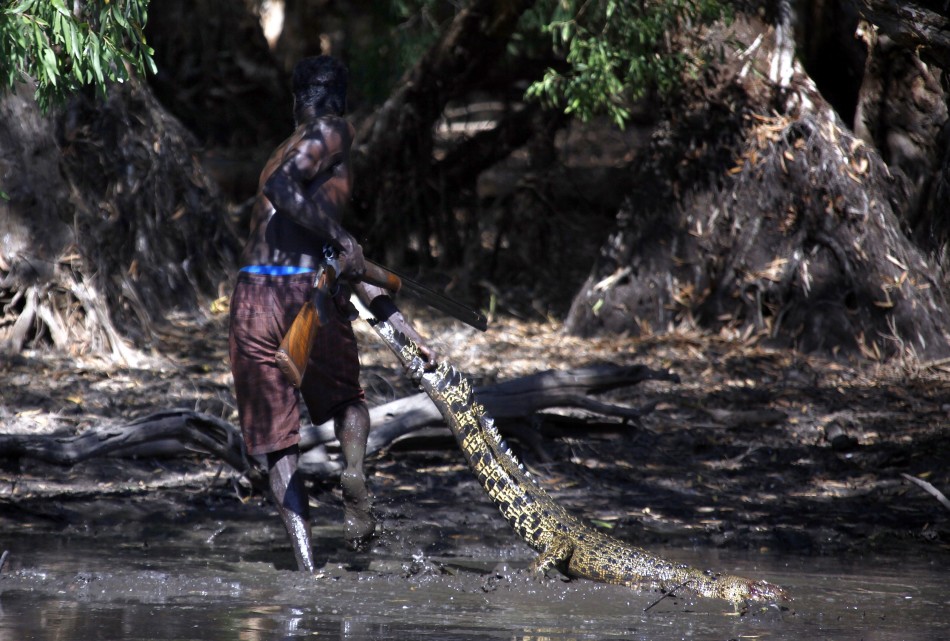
left=267, top=446, right=315, bottom=573
left=334, top=401, right=377, bottom=549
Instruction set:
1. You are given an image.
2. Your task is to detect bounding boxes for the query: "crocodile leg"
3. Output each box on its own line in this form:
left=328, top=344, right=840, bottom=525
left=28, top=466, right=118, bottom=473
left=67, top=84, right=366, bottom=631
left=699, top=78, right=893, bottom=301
left=528, top=535, right=574, bottom=575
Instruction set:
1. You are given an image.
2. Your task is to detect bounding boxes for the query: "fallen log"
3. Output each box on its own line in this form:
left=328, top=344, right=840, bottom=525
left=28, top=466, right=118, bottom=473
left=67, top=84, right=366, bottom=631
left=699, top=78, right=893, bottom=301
left=0, top=363, right=677, bottom=482
left=0, top=409, right=266, bottom=488
left=476, top=363, right=679, bottom=420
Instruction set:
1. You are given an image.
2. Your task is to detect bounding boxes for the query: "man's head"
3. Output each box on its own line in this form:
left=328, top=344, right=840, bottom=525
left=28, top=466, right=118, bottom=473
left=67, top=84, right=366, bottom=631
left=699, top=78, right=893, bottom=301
left=292, top=56, right=347, bottom=121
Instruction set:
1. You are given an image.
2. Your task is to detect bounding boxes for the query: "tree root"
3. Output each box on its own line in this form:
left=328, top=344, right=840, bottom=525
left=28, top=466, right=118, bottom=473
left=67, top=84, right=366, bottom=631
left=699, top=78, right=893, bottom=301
left=1, top=277, right=140, bottom=364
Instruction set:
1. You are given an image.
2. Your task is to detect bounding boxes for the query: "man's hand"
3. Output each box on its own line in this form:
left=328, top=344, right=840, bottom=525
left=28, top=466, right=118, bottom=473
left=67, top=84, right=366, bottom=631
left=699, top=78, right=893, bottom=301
left=357, top=285, right=439, bottom=374
left=371, top=306, right=438, bottom=381
left=335, top=235, right=366, bottom=281
left=398, top=320, right=439, bottom=381
left=407, top=328, right=438, bottom=367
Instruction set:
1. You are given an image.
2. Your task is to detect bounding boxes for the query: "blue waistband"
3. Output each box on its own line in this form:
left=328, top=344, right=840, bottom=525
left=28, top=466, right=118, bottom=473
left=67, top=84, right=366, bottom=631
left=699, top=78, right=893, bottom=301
left=239, top=265, right=315, bottom=276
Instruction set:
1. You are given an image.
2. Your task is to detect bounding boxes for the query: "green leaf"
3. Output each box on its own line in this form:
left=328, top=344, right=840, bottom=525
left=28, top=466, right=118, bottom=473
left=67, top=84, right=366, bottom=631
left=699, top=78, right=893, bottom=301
left=7, top=0, right=36, bottom=15
left=524, top=0, right=728, bottom=128
left=46, top=54, right=59, bottom=85
left=31, top=17, right=44, bottom=56
left=144, top=50, right=157, bottom=75
left=111, top=4, right=129, bottom=30
left=90, top=37, right=103, bottom=85
left=51, top=11, right=63, bottom=44
left=72, top=57, right=84, bottom=83
left=64, top=20, right=77, bottom=57
left=50, top=0, right=70, bottom=18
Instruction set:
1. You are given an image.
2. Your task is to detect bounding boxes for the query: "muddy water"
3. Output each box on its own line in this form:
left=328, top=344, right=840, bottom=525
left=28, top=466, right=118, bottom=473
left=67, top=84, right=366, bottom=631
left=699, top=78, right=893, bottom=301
left=0, top=517, right=946, bottom=641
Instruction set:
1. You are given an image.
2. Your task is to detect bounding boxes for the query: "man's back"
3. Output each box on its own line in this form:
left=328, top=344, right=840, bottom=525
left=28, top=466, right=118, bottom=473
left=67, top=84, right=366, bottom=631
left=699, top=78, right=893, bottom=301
left=240, top=115, right=354, bottom=268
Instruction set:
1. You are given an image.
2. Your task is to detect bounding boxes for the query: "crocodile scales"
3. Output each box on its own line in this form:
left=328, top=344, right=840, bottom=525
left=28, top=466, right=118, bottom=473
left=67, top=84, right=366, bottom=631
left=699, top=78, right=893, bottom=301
left=370, top=319, right=788, bottom=605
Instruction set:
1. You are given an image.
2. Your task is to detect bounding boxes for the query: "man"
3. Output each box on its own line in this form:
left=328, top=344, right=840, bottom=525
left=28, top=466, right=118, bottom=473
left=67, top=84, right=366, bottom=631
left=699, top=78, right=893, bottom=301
left=229, top=55, right=435, bottom=572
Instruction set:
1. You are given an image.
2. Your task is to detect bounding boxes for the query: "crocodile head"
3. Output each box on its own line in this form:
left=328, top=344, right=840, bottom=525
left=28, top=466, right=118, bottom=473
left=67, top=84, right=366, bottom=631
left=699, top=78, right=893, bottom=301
left=699, top=572, right=790, bottom=604
left=739, top=578, right=790, bottom=603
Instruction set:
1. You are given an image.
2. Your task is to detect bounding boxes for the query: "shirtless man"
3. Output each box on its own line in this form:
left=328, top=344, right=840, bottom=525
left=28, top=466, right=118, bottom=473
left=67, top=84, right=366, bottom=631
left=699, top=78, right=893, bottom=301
left=228, top=56, right=434, bottom=572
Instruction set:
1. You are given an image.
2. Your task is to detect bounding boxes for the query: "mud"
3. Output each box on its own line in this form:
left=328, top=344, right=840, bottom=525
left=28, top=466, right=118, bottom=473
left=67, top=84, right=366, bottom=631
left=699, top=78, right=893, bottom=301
left=0, top=487, right=947, bottom=640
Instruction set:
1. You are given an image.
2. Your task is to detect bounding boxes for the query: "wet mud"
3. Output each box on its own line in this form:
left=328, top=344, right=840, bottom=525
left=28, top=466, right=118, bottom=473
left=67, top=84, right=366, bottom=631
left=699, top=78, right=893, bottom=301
left=0, top=477, right=947, bottom=641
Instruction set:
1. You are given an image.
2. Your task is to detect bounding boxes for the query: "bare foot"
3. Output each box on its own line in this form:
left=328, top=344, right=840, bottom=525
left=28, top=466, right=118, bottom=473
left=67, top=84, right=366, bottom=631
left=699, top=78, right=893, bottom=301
left=340, top=469, right=377, bottom=550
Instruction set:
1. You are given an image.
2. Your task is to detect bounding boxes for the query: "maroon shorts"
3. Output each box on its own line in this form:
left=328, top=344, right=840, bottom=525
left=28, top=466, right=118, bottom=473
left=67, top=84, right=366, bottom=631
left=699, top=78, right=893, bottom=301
left=228, top=271, right=364, bottom=455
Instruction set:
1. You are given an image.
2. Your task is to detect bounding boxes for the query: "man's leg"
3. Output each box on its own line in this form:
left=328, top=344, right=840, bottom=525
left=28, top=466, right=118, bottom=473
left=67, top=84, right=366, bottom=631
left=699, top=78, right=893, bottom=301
left=267, top=445, right=315, bottom=573
left=334, top=401, right=377, bottom=549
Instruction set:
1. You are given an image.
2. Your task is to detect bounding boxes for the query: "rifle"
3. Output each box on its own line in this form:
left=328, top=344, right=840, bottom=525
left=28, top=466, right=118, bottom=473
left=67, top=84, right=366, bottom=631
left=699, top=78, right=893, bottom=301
left=275, top=247, right=487, bottom=388
left=274, top=261, right=333, bottom=388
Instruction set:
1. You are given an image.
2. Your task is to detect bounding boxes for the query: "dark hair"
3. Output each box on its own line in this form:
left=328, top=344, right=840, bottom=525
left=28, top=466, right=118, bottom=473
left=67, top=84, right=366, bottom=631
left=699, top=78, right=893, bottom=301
left=292, top=56, right=348, bottom=117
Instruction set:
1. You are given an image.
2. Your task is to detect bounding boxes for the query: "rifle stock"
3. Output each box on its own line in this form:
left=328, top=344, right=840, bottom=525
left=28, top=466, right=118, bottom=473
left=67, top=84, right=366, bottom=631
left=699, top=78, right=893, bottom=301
left=275, top=269, right=332, bottom=388
left=274, top=258, right=400, bottom=388
left=275, top=299, right=318, bottom=388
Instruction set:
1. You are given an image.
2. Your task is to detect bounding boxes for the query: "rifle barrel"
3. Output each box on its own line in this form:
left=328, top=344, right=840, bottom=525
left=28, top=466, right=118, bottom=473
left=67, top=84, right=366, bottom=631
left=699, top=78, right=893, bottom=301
left=362, top=261, right=403, bottom=293
left=365, top=259, right=488, bottom=331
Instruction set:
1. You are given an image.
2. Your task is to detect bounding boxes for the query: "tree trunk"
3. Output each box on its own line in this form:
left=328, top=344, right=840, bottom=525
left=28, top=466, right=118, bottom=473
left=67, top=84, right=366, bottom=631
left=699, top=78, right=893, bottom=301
left=853, top=28, right=949, bottom=256
left=351, top=0, right=536, bottom=265
left=0, top=79, right=239, bottom=358
left=144, top=0, right=290, bottom=150
left=0, top=86, right=97, bottom=354
left=143, top=0, right=291, bottom=207
left=565, top=14, right=950, bottom=361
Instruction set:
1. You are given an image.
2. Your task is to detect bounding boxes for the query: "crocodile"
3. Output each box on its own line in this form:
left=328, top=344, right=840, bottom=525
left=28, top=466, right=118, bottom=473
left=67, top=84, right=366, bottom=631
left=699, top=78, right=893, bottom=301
left=370, top=319, right=788, bottom=606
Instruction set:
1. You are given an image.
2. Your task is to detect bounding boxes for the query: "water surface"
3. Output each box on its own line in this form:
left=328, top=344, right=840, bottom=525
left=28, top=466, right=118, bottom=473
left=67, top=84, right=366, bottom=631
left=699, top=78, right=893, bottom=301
left=1, top=518, right=946, bottom=641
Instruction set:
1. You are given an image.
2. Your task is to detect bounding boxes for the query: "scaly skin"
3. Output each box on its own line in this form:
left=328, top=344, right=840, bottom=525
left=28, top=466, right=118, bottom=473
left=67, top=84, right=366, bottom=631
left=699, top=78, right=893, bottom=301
left=371, top=320, right=788, bottom=605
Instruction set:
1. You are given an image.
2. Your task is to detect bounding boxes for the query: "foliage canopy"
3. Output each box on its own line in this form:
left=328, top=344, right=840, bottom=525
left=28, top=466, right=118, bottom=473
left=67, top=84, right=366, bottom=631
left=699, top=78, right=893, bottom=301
left=0, top=0, right=727, bottom=125
left=526, top=0, right=728, bottom=127
left=0, top=0, right=155, bottom=111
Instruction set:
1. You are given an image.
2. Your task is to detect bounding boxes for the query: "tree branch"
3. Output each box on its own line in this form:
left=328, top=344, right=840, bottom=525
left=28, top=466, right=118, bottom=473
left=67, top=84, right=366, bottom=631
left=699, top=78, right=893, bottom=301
left=853, top=0, right=950, bottom=68
left=901, top=473, right=950, bottom=512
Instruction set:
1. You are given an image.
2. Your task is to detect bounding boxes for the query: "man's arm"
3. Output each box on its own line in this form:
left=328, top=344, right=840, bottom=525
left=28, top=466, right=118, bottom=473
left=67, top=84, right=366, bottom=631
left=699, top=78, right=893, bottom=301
left=262, top=131, right=365, bottom=277
left=355, top=282, right=437, bottom=366
left=262, top=138, right=348, bottom=241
